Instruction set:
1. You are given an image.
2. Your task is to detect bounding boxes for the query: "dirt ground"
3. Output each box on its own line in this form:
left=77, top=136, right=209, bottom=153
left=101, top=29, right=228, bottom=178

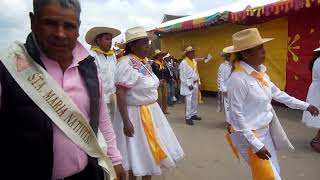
left=150, top=97, right=320, bottom=180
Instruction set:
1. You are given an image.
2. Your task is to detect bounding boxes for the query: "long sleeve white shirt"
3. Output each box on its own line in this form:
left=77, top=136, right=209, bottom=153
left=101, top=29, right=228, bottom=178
left=228, top=61, right=309, bottom=152
left=217, top=61, right=232, bottom=92
left=90, top=51, right=117, bottom=104
left=179, top=58, right=199, bottom=96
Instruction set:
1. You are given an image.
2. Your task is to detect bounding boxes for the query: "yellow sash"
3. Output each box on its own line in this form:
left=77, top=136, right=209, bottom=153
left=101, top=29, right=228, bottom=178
left=91, top=46, right=114, bottom=56
left=140, top=105, right=167, bottom=165
left=248, top=148, right=275, bottom=180
left=234, top=61, right=269, bottom=87
left=184, top=57, right=199, bottom=76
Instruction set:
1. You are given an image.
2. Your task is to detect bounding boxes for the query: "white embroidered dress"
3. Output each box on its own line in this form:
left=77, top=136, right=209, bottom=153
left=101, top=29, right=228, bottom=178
left=113, top=55, right=184, bottom=176
left=302, top=57, right=320, bottom=128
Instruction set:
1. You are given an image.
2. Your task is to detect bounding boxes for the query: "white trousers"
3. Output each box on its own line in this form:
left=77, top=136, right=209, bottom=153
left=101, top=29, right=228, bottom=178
left=232, top=128, right=282, bottom=180
left=185, top=84, right=198, bottom=119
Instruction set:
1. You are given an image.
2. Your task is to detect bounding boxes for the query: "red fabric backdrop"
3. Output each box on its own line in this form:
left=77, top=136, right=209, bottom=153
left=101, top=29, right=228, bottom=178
left=286, top=6, right=320, bottom=100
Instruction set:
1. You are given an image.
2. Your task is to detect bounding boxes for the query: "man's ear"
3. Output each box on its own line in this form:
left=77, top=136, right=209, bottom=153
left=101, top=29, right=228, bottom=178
left=29, top=12, right=35, bottom=31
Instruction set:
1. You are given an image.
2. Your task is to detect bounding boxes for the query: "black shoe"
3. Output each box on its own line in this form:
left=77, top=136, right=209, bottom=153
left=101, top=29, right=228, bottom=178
left=186, top=119, right=194, bottom=126
left=191, top=115, right=202, bottom=121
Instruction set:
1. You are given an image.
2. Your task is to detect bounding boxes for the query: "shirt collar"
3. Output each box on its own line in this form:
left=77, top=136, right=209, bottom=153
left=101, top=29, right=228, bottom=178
left=239, top=60, right=267, bottom=74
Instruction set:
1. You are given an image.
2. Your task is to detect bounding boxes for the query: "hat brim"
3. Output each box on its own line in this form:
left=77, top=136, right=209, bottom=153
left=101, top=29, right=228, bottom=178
left=151, top=52, right=168, bottom=59
left=223, top=38, right=274, bottom=53
left=85, top=27, right=121, bottom=46
left=314, top=47, right=320, bottom=52
left=125, top=35, right=149, bottom=45
left=184, top=49, right=195, bottom=55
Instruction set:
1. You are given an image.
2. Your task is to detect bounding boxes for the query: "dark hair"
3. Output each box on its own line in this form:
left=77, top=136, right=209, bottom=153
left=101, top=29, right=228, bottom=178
left=33, top=0, right=81, bottom=18
left=124, top=42, right=133, bottom=56
left=309, top=51, right=320, bottom=71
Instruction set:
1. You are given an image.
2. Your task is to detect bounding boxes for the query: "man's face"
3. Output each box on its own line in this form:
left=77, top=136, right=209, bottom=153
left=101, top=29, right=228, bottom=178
left=96, top=33, right=112, bottom=51
left=186, top=51, right=195, bottom=59
left=30, top=2, right=80, bottom=60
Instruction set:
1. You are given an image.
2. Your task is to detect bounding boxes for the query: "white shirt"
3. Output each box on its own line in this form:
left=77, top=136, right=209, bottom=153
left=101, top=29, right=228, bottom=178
left=179, top=58, right=199, bottom=96
left=90, top=51, right=117, bottom=104
left=228, top=61, right=309, bottom=152
left=217, top=60, right=232, bottom=92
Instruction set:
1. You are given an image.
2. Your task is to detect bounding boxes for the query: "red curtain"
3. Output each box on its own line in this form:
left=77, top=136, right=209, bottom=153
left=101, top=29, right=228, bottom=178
left=286, top=6, right=320, bottom=100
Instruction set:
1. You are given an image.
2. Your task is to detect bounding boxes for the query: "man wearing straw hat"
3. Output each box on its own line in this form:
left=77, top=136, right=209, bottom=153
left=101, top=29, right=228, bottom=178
left=225, top=28, right=319, bottom=179
left=85, top=26, right=121, bottom=123
left=151, top=49, right=170, bottom=114
left=179, top=46, right=202, bottom=125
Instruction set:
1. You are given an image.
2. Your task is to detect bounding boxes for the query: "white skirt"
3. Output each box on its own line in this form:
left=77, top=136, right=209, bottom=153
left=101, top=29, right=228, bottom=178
left=302, top=82, right=320, bottom=128
left=113, top=102, right=184, bottom=176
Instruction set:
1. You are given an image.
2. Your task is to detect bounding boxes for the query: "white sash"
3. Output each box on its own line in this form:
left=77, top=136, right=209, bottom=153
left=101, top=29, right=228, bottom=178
left=0, top=42, right=117, bottom=180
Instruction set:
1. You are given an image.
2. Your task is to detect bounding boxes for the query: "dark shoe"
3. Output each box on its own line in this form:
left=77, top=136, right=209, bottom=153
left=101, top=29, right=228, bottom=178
left=191, top=115, right=202, bottom=121
left=186, top=119, right=194, bottom=126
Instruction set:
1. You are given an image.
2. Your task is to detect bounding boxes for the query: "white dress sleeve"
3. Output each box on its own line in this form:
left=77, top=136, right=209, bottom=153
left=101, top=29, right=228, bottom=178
left=228, top=76, right=265, bottom=152
left=115, top=59, right=140, bottom=88
left=266, top=75, right=309, bottom=110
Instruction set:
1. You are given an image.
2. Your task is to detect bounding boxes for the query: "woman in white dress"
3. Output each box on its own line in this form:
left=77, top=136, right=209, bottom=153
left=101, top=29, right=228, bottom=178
left=302, top=47, right=320, bottom=152
left=224, top=28, right=319, bottom=179
left=113, top=27, right=184, bottom=180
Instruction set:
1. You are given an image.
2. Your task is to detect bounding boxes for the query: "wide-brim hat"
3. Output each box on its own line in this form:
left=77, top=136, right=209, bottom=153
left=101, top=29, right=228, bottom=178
left=314, top=47, right=320, bottom=52
left=223, top=28, right=273, bottom=53
left=125, top=26, right=149, bottom=44
left=85, top=27, right=121, bottom=46
left=151, top=49, right=167, bottom=59
left=183, top=46, right=195, bottom=55
left=220, top=51, right=231, bottom=57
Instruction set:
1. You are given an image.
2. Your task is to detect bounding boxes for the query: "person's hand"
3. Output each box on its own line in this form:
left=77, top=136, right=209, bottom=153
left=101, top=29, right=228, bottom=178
left=255, top=146, right=271, bottom=160
left=114, top=164, right=126, bottom=180
left=307, top=105, right=319, bottom=117
left=188, top=85, right=194, bottom=91
left=160, top=79, right=165, bottom=85
left=123, top=120, right=134, bottom=137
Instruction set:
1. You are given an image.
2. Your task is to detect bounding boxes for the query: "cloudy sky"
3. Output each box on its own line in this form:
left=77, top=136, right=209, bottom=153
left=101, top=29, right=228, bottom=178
left=0, top=0, right=277, bottom=50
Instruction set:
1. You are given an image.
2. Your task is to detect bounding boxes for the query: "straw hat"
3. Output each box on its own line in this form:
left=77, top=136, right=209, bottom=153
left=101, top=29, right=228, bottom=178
left=183, top=46, right=195, bottom=55
left=125, top=26, right=149, bottom=44
left=151, top=49, right=167, bottom=59
left=314, top=47, right=320, bottom=52
left=223, top=28, right=273, bottom=53
left=220, top=51, right=231, bottom=57
left=85, top=27, right=121, bottom=46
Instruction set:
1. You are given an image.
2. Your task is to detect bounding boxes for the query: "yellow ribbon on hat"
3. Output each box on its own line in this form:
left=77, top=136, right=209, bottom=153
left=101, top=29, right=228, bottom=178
left=234, top=61, right=269, bottom=87
left=91, top=46, right=114, bottom=56
left=140, top=105, right=167, bottom=165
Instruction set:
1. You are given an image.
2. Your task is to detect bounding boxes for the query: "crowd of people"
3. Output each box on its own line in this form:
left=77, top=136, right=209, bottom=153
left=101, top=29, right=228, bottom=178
left=0, top=1, right=319, bottom=180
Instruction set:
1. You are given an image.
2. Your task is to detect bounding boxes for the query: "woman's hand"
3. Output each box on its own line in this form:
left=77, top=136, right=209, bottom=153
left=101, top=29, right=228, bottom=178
left=307, top=105, right=320, bottom=117
left=255, top=146, right=271, bottom=160
left=123, top=120, right=134, bottom=137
